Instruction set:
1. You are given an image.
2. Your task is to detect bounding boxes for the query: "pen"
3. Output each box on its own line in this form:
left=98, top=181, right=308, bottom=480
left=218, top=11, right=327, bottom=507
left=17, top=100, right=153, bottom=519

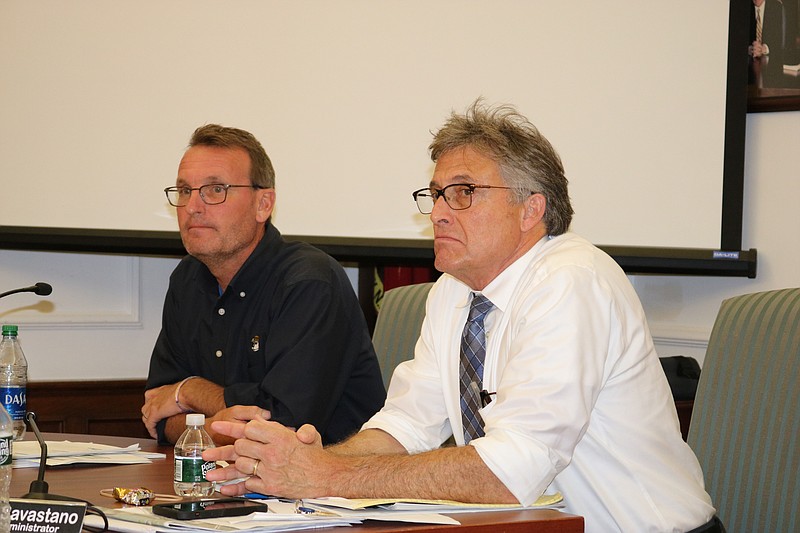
left=242, top=492, right=271, bottom=499
left=295, top=499, right=316, bottom=514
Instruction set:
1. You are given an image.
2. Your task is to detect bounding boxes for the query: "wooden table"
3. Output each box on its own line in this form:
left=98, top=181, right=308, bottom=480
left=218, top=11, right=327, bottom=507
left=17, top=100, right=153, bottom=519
left=11, top=433, right=583, bottom=532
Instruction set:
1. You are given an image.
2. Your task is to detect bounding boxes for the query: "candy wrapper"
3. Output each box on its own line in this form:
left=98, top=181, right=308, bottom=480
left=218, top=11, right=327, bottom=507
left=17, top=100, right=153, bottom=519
left=111, top=487, right=155, bottom=506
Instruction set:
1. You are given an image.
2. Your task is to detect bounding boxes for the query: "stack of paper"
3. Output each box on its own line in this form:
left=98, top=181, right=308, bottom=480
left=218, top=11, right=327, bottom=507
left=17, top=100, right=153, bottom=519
left=83, top=493, right=564, bottom=532
left=88, top=505, right=362, bottom=532
left=12, top=440, right=166, bottom=468
left=83, top=499, right=457, bottom=532
left=305, top=491, right=564, bottom=513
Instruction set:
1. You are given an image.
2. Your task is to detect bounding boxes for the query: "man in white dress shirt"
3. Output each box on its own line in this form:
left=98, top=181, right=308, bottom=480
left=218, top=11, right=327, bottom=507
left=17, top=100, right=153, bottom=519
left=205, top=100, right=721, bottom=533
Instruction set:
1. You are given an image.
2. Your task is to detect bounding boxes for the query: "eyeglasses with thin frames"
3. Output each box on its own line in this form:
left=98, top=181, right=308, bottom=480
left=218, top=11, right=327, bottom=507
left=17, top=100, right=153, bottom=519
left=164, top=183, right=265, bottom=207
left=412, top=183, right=532, bottom=214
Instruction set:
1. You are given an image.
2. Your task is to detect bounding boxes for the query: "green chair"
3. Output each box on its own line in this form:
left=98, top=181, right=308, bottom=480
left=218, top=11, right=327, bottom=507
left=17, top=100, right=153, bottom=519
left=372, top=282, right=434, bottom=389
left=688, top=288, right=800, bottom=532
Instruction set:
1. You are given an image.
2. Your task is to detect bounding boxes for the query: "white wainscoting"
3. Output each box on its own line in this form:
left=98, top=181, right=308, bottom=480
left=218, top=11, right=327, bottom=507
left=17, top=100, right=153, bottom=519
left=1, top=249, right=142, bottom=328
left=1, top=247, right=714, bottom=380
left=0, top=250, right=179, bottom=380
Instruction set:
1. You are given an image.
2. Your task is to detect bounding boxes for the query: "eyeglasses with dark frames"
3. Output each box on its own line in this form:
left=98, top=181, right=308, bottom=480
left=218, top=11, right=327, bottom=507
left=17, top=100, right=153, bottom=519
left=412, top=183, right=531, bottom=214
left=164, top=183, right=266, bottom=207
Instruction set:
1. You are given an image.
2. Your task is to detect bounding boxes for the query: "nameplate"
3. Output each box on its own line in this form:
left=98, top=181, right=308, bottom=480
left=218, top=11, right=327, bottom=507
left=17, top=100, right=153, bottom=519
left=9, top=498, right=87, bottom=533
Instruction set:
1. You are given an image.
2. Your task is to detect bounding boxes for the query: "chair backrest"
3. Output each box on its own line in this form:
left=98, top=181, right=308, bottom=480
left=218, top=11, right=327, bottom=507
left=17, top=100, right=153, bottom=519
left=372, top=282, right=434, bottom=389
left=687, top=288, right=800, bottom=532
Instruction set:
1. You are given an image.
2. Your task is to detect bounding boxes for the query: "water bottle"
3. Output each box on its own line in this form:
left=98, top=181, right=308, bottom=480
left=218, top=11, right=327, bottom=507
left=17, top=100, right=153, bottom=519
left=173, top=413, right=216, bottom=497
left=0, top=403, right=13, bottom=531
left=0, top=325, right=27, bottom=440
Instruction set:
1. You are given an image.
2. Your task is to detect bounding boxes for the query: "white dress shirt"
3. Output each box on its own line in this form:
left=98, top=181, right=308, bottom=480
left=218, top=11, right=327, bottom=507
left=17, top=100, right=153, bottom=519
left=363, top=232, right=715, bottom=532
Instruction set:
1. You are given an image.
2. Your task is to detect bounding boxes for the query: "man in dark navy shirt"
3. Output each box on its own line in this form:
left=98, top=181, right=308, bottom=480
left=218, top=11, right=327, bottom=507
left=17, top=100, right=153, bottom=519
left=142, top=124, right=385, bottom=444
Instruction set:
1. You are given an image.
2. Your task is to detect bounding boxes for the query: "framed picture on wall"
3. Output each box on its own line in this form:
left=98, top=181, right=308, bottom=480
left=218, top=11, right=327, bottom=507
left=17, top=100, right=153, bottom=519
left=746, top=0, right=800, bottom=112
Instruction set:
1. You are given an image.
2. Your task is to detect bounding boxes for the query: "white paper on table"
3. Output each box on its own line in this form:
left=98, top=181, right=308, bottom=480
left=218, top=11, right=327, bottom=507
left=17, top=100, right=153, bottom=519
left=277, top=500, right=458, bottom=525
left=88, top=506, right=358, bottom=532
left=305, top=492, right=564, bottom=513
left=12, top=440, right=166, bottom=468
left=91, top=500, right=459, bottom=532
left=14, top=440, right=141, bottom=458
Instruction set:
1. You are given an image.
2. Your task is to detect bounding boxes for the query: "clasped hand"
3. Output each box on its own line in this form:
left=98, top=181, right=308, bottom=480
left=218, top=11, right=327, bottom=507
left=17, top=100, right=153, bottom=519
left=750, top=40, right=768, bottom=58
left=203, top=418, right=328, bottom=499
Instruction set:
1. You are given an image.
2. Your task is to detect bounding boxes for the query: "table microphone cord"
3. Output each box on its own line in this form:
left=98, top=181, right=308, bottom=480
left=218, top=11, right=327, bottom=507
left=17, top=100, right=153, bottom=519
left=82, top=504, right=109, bottom=532
left=22, top=412, right=109, bottom=531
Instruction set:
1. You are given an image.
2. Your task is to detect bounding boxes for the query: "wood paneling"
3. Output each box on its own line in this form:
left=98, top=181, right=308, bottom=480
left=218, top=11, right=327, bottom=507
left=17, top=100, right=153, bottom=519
left=26, top=379, right=150, bottom=439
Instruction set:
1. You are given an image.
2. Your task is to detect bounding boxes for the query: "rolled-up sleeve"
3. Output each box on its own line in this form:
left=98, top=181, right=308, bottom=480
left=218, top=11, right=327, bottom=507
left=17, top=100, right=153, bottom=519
left=362, top=334, right=454, bottom=452
left=471, top=266, right=623, bottom=505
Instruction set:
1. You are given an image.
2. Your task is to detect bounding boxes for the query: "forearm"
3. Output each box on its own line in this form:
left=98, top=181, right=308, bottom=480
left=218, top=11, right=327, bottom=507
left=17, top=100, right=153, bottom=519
left=165, top=406, right=270, bottom=445
left=163, top=408, right=253, bottom=445
left=177, top=377, right=226, bottom=416
left=163, top=414, right=188, bottom=443
left=162, top=378, right=227, bottom=443
left=207, top=420, right=516, bottom=503
left=326, top=428, right=407, bottom=456
left=322, top=445, right=517, bottom=503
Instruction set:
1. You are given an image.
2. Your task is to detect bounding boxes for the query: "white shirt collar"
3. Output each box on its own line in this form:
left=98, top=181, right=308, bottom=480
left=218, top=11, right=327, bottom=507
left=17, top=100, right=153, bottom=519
left=456, top=235, right=553, bottom=314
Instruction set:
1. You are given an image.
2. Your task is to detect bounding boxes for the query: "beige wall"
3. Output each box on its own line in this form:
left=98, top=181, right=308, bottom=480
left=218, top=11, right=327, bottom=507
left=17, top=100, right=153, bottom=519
left=635, top=111, right=800, bottom=366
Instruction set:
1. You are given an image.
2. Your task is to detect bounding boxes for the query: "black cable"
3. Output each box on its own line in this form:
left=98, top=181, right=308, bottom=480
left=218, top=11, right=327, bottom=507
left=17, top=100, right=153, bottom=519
left=82, top=504, right=109, bottom=532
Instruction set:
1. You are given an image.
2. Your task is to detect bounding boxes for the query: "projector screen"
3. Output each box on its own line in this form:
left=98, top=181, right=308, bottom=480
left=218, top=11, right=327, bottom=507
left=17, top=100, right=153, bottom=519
left=0, top=1, right=733, bottom=250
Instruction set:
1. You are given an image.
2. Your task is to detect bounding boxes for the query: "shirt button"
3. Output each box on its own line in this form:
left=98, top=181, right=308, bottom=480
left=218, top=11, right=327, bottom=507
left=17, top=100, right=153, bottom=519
left=239, top=291, right=246, bottom=298
left=215, top=350, right=223, bottom=358
left=218, top=308, right=226, bottom=316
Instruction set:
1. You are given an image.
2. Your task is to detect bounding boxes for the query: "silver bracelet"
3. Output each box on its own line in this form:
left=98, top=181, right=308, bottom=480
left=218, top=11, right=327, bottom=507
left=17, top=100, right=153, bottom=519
left=175, top=375, right=198, bottom=413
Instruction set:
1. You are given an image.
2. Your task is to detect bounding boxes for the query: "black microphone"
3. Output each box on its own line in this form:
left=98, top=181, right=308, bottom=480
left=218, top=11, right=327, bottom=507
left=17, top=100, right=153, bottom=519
left=22, top=412, right=84, bottom=502
left=0, top=282, right=53, bottom=299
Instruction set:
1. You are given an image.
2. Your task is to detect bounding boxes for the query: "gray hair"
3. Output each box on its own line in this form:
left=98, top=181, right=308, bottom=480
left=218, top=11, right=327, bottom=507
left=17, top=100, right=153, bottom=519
left=429, top=100, right=573, bottom=235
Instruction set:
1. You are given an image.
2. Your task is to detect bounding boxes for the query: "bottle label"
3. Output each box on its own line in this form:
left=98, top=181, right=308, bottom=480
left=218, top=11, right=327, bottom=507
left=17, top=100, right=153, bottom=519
left=174, top=455, right=216, bottom=483
left=0, top=435, right=11, bottom=466
left=0, top=385, right=26, bottom=421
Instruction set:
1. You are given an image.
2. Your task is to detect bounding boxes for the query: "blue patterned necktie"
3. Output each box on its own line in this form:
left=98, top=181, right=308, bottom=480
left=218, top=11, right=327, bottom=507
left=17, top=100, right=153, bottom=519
left=459, top=293, right=494, bottom=444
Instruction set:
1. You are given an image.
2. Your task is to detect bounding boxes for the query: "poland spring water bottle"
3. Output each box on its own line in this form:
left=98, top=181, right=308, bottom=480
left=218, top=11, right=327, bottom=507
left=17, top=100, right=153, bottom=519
left=0, top=324, right=28, bottom=440
left=173, top=413, right=216, bottom=497
left=0, top=403, right=13, bottom=531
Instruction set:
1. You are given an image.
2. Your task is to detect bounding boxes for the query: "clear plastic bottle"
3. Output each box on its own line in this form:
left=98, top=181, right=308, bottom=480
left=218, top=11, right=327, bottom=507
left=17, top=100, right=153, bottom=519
left=0, top=325, right=27, bottom=440
left=173, top=413, right=216, bottom=497
left=0, top=403, right=13, bottom=531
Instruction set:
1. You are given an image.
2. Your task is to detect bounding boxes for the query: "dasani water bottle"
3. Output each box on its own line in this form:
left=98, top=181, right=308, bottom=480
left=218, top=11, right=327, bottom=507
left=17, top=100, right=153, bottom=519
left=0, top=403, right=13, bottom=531
left=0, top=325, right=28, bottom=440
